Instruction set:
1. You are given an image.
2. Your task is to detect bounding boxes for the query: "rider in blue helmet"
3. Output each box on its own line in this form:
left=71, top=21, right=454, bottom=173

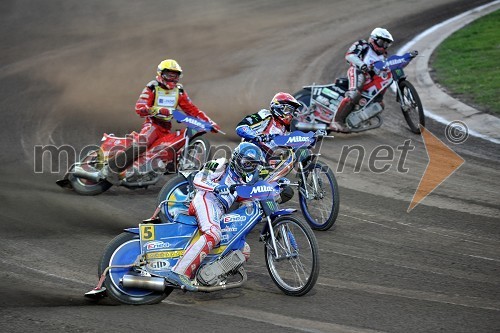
left=164, top=142, right=265, bottom=291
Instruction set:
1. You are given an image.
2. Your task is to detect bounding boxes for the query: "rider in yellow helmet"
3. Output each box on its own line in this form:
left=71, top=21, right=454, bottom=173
left=101, top=59, right=220, bottom=183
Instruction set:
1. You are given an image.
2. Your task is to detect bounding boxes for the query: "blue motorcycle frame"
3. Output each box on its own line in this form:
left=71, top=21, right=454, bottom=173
left=86, top=181, right=319, bottom=304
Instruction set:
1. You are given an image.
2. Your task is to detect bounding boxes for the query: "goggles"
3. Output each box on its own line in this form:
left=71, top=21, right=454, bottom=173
left=162, top=70, right=181, bottom=81
left=375, top=38, right=392, bottom=49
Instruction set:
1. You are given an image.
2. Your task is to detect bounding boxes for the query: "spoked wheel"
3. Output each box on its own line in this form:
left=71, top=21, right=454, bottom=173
left=398, top=80, right=425, bottom=134
left=157, top=175, right=193, bottom=223
left=264, top=216, right=319, bottom=296
left=178, top=137, right=210, bottom=171
left=298, top=161, right=339, bottom=231
left=68, top=149, right=112, bottom=195
left=98, top=232, right=171, bottom=305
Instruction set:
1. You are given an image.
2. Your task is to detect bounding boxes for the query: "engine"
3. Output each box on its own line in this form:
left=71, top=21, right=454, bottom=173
left=196, top=250, right=246, bottom=286
left=346, top=102, right=383, bottom=128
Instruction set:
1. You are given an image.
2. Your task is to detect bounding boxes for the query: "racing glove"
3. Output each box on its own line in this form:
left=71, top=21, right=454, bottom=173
left=214, top=184, right=230, bottom=195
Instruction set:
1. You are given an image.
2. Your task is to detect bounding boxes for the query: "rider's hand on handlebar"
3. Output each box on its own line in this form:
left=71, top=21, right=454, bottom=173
left=148, top=107, right=159, bottom=117
left=277, top=177, right=291, bottom=188
left=360, top=64, right=369, bottom=73
left=148, top=107, right=170, bottom=117
left=254, top=133, right=275, bottom=143
left=214, top=184, right=230, bottom=195
left=314, top=129, right=327, bottom=137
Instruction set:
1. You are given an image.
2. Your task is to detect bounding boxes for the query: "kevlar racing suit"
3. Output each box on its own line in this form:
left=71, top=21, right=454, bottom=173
left=235, top=109, right=289, bottom=156
left=171, top=158, right=252, bottom=278
left=334, top=39, right=387, bottom=124
left=135, top=78, right=214, bottom=153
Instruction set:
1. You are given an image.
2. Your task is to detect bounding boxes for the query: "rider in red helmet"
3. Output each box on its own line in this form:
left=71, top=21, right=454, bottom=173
left=235, top=92, right=301, bottom=155
left=329, top=28, right=394, bottom=132
left=235, top=92, right=300, bottom=203
left=101, top=59, right=220, bottom=183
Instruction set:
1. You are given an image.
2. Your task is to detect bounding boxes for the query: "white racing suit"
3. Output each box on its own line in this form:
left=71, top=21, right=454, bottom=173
left=171, top=158, right=244, bottom=279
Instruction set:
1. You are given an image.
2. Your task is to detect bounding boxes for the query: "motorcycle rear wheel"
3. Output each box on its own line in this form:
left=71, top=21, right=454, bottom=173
left=178, top=136, right=210, bottom=171
left=264, top=216, right=319, bottom=296
left=98, top=232, right=171, bottom=305
left=68, top=149, right=112, bottom=195
left=398, top=80, right=425, bottom=134
left=298, top=161, right=339, bottom=231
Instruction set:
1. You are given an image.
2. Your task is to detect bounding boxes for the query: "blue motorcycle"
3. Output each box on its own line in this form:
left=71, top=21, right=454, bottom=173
left=157, top=130, right=340, bottom=230
left=85, top=180, right=319, bottom=304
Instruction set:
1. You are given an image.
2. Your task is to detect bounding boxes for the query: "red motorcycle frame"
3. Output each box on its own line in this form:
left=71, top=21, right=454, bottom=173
left=57, top=111, right=217, bottom=195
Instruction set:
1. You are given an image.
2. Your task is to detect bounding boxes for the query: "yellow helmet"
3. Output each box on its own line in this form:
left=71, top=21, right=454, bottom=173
left=157, top=59, right=183, bottom=89
left=157, top=59, right=182, bottom=75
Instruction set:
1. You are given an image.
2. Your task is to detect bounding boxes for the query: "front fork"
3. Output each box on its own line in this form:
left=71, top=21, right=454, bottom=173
left=261, top=216, right=297, bottom=261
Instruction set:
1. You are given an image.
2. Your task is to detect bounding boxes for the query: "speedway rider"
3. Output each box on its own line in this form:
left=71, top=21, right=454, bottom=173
left=235, top=92, right=301, bottom=156
left=101, top=59, right=220, bottom=183
left=164, top=142, right=264, bottom=291
left=235, top=92, right=301, bottom=203
left=329, top=28, right=394, bottom=133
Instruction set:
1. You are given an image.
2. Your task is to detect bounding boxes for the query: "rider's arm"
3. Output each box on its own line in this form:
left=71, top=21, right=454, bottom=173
left=135, top=81, right=156, bottom=117
left=177, top=85, right=212, bottom=123
left=235, top=111, right=268, bottom=140
left=345, top=40, right=369, bottom=70
left=192, top=158, right=227, bottom=191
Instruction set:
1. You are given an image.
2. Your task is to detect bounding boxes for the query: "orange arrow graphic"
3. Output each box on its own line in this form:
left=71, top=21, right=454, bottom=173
left=408, top=125, right=465, bottom=212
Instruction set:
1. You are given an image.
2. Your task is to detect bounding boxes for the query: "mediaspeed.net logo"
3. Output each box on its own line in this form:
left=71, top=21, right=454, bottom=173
left=33, top=121, right=467, bottom=212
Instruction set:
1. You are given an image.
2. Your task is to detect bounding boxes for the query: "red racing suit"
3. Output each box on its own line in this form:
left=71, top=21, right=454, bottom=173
left=172, top=158, right=249, bottom=278
left=135, top=77, right=214, bottom=160
left=335, top=39, right=387, bottom=123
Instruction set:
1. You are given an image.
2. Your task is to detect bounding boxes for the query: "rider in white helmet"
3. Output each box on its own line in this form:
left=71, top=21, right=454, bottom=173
left=329, top=28, right=394, bottom=132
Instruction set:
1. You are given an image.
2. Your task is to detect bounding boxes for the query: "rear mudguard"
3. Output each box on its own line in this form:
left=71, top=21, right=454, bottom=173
left=124, top=227, right=140, bottom=234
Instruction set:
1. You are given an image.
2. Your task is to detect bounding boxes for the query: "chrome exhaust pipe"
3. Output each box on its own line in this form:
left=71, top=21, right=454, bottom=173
left=292, top=121, right=328, bottom=132
left=121, top=274, right=167, bottom=292
left=72, top=165, right=102, bottom=182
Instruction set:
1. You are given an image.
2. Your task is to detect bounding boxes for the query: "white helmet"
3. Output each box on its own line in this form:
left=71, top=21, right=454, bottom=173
left=369, top=27, right=394, bottom=54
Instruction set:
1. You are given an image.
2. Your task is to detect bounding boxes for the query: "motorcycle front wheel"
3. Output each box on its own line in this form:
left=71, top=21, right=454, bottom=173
left=264, top=216, right=319, bottom=296
left=157, top=174, right=192, bottom=223
left=98, top=232, right=171, bottom=305
left=398, top=80, right=425, bottom=134
left=298, top=161, right=339, bottom=231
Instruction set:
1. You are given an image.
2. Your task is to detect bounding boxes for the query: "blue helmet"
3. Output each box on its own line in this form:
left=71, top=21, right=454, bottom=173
left=230, top=142, right=265, bottom=182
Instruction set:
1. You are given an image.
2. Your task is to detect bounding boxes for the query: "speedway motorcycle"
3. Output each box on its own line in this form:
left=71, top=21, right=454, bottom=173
left=293, top=51, right=425, bottom=134
left=85, top=180, right=319, bottom=304
left=57, top=110, right=219, bottom=195
left=157, top=130, right=339, bottom=231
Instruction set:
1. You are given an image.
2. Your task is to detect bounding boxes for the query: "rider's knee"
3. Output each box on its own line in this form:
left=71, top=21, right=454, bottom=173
left=206, top=225, right=222, bottom=246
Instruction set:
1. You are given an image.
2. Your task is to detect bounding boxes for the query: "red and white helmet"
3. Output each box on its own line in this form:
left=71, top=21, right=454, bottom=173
left=269, top=92, right=300, bottom=126
left=369, top=28, right=394, bottom=54
left=156, top=59, right=183, bottom=89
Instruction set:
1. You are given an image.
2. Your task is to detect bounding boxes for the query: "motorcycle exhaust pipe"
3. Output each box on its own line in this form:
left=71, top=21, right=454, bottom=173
left=72, top=165, right=103, bottom=182
left=121, top=274, right=167, bottom=292
left=292, top=121, right=328, bottom=132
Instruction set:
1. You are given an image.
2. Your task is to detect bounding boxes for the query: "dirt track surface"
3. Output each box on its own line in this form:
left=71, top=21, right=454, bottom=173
left=1, top=1, right=499, bottom=332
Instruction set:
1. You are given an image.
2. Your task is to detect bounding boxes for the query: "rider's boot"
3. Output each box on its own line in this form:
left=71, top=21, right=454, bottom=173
left=329, top=96, right=353, bottom=133
left=99, top=144, right=146, bottom=185
left=241, top=242, right=251, bottom=261
left=164, top=270, right=197, bottom=291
